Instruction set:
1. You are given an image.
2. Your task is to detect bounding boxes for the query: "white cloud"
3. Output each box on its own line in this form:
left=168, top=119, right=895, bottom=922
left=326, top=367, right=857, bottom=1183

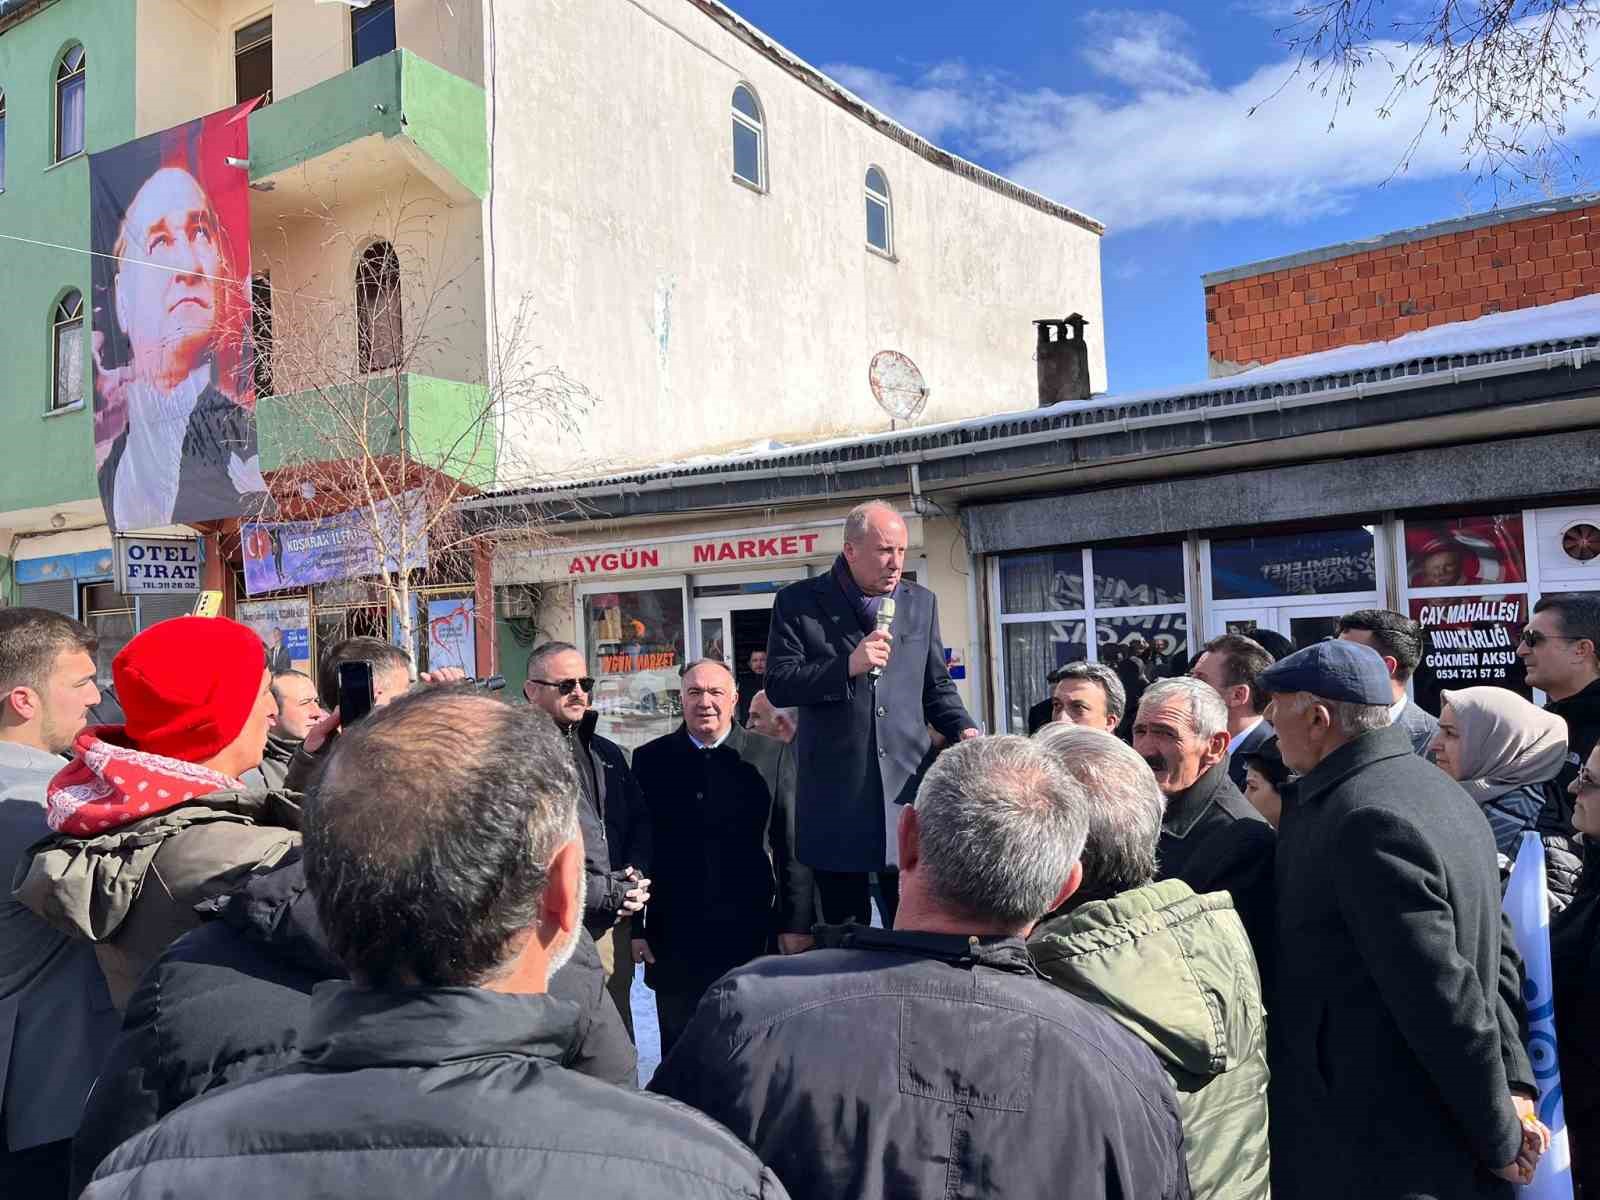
left=824, top=12, right=1600, bottom=234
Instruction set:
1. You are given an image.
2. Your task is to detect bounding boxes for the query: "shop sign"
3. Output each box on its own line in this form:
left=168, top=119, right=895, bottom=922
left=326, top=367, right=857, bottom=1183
left=1409, top=594, right=1530, bottom=714
left=500, top=521, right=905, bottom=585
left=114, top=536, right=203, bottom=595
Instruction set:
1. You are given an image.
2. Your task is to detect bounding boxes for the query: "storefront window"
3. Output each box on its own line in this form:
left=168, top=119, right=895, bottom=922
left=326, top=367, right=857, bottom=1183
left=81, top=582, right=134, bottom=688
left=1211, top=528, right=1377, bottom=599
left=996, top=542, right=1189, bottom=731
left=1404, top=514, right=1526, bottom=588
left=584, top=586, right=686, bottom=752
left=999, top=551, right=1083, bottom=614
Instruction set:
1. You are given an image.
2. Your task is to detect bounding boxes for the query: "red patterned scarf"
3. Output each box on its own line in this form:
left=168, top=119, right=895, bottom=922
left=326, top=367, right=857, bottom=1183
left=47, top=726, right=244, bottom=837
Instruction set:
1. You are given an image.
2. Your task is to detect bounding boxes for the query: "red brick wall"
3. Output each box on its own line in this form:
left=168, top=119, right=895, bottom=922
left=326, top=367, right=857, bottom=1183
left=1205, top=202, right=1600, bottom=372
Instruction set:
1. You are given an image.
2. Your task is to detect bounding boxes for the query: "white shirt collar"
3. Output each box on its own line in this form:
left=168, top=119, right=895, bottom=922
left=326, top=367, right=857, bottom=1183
left=1388, top=693, right=1409, bottom=724
left=1227, top=715, right=1266, bottom=757
left=687, top=726, right=733, bottom=751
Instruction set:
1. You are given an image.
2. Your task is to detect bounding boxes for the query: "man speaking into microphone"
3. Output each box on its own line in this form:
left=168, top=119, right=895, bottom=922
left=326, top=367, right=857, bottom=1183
left=766, top=500, right=978, bottom=925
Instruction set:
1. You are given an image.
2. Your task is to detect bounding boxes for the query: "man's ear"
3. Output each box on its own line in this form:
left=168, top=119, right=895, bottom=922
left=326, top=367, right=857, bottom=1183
left=1381, top=654, right=1401, bottom=678
left=542, top=838, right=584, bottom=940
left=3, top=686, right=37, bottom=723
left=897, top=805, right=920, bottom=874
left=1204, top=729, right=1230, bottom=765
left=1041, top=860, right=1085, bottom=924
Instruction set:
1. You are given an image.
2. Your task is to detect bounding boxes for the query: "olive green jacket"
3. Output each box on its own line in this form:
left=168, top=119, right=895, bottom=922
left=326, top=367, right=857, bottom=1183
left=12, top=791, right=302, bottom=1010
left=1030, top=879, right=1270, bottom=1200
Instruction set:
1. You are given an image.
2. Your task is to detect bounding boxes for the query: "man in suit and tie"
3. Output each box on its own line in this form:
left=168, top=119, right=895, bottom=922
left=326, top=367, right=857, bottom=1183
left=1336, top=610, right=1439, bottom=756
left=765, top=500, right=978, bottom=927
left=0, top=610, right=120, bottom=1196
left=95, top=165, right=266, bottom=531
left=1192, top=634, right=1276, bottom=791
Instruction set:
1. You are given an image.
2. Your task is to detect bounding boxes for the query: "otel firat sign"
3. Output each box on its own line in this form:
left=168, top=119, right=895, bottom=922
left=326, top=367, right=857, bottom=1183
left=498, top=517, right=923, bottom=585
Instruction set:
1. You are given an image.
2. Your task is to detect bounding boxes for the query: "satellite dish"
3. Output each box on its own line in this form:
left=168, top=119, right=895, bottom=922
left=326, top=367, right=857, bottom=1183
left=869, top=351, right=930, bottom=427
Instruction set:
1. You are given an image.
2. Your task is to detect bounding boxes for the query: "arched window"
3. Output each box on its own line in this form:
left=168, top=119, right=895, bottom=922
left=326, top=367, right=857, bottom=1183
left=731, top=84, right=764, bottom=189
left=356, top=241, right=402, bottom=372
left=865, top=166, right=892, bottom=254
left=55, top=44, right=85, bottom=162
left=52, top=290, right=84, bottom=411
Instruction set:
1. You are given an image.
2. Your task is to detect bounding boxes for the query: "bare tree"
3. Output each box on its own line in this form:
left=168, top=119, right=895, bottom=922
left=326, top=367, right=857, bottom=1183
left=1256, top=1, right=1600, bottom=190
left=239, top=186, right=590, bottom=670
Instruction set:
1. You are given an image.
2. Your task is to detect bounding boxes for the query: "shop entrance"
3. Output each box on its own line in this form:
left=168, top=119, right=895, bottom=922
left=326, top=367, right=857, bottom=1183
left=690, top=568, right=808, bottom=709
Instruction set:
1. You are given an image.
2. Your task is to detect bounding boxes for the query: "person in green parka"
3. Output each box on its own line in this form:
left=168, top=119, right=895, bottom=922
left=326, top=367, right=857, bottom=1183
left=1029, top=722, right=1270, bottom=1200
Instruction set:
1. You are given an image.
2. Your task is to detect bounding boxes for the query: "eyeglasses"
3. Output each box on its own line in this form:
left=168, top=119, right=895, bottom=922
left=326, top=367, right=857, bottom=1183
left=1518, top=630, right=1585, bottom=648
left=528, top=677, right=594, bottom=696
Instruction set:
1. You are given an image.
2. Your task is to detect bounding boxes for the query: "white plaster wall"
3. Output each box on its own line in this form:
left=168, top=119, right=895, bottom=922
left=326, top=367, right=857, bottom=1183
left=486, top=0, right=1104, bottom=475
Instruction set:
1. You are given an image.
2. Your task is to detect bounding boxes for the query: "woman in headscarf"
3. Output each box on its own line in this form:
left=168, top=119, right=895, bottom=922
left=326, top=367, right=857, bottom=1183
left=1430, top=686, right=1567, bottom=859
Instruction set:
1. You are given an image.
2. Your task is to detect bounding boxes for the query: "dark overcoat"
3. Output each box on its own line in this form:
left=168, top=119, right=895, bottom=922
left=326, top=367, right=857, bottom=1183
left=1271, top=723, right=1537, bottom=1200
left=764, top=575, right=973, bottom=872
left=632, top=723, right=812, bottom=991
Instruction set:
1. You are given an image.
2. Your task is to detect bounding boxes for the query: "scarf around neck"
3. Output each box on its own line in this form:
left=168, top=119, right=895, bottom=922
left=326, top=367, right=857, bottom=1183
left=46, top=725, right=244, bottom=837
left=831, top=553, right=887, bottom=634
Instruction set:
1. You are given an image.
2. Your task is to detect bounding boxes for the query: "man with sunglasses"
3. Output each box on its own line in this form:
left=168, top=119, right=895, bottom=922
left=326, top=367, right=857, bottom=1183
left=1519, top=594, right=1600, bottom=910
left=523, top=642, right=651, bottom=1040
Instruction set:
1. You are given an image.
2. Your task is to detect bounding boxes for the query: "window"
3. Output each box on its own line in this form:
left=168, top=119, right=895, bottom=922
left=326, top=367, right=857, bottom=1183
left=81, top=583, right=134, bottom=688
left=0, top=91, right=7, bottom=191
left=997, top=544, right=1190, bottom=732
left=235, top=16, right=272, bottom=105
left=356, top=241, right=402, bottom=372
left=865, top=166, right=891, bottom=253
left=352, top=0, right=397, bottom=68
left=251, top=275, right=273, bottom=396
left=52, top=290, right=84, bottom=411
left=583, top=584, right=687, bottom=753
left=731, top=84, right=764, bottom=189
left=55, top=44, right=85, bottom=161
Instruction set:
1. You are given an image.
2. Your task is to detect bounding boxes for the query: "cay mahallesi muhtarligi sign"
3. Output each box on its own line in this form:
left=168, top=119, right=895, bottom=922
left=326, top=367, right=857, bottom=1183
left=114, top=535, right=205, bottom=594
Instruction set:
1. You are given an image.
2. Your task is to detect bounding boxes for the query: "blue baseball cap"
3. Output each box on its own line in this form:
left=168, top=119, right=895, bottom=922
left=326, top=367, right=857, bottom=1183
left=1258, top=639, right=1393, bottom=705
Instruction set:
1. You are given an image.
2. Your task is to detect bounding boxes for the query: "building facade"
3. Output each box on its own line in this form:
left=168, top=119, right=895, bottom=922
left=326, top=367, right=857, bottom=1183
left=0, top=0, right=1102, bottom=692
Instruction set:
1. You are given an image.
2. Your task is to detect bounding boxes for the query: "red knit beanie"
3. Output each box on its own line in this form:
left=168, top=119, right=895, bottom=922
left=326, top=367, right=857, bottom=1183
left=114, top=617, right=267, bottom=764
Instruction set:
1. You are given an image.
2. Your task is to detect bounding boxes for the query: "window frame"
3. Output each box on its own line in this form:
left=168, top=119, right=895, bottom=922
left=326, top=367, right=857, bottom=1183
left=730, top=83, right=766, bottom=192
left=355, top=240, right=403, bottom=374
left=233, top=14, right=273, bottom=106
left=50, top=289, right=85, bottom=414
left=865, top=165, right=893, bottom=256
left=55, top=43, right=86, bottom=163
left=351, top=0, right=398, bottom=69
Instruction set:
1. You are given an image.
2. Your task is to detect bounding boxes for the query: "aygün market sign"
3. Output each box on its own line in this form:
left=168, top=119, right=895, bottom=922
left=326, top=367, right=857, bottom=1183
left=497, top=518, right=922, bottom=585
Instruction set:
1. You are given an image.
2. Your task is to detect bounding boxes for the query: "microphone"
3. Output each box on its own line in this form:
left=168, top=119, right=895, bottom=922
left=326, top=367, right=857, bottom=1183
left=869, top=597, right=896, bottom=681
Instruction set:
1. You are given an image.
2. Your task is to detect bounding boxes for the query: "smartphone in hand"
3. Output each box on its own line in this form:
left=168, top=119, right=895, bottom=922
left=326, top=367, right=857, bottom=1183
left=338, top=660, right=375, bottom=727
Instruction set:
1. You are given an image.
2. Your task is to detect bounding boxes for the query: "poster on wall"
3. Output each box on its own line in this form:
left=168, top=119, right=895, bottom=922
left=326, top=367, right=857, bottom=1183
left=90, top=100, right=264, bottom=532
left=1405, top=514, right=1526, bottom=588
left=426, top=596, right=477, bottom=677
left=236, top=597, right=313, bottom=676
left=1408, top=594, right=1530, bottom=715
left=240, top=492, right=428, bottom=595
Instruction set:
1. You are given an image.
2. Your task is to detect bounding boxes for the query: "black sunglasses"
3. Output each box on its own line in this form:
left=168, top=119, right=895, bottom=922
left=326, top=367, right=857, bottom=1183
left=529, top=677, right=595, bottom=696
left=1518, top=630, right=1584, bottom=648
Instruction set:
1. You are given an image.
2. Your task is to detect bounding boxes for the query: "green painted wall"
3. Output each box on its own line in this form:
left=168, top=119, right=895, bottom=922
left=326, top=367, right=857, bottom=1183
left=0, top=0, right=138, bottom=514
left=400, top=52, right=488, bottom=199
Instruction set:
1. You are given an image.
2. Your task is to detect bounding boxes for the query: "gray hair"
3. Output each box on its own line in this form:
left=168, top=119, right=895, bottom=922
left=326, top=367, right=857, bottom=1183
left=913, top=735, right=1089, bottom=926
left=527, top=641, right=581, bottom=679
left=1280, top=691, right=1392, bottom=739
left=1033, top=724, right=1163, bottom=896
left=1047, top=661, right=1127, bottom=722
left=843, top=500, right=903, bottom=544
left=1138, top=676, right=1228, bottom=741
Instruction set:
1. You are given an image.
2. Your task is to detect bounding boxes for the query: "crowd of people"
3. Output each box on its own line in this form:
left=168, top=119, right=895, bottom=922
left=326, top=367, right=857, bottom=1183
left=0, top=497, right=1594, bottom=1199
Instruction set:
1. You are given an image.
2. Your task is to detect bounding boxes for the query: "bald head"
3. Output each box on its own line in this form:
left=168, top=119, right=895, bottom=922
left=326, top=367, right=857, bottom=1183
left=748, top=689, right=796, bottom=742
left=842, top=500, right=908, bottom=596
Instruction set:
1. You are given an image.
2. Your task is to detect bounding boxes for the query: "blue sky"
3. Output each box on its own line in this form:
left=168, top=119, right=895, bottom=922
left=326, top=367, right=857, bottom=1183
left=722, top=1, right=1600, bottom=394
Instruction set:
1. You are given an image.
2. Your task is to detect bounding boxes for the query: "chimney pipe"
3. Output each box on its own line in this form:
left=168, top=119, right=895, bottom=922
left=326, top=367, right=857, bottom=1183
left=1034, top=314, right=1091, bottom=407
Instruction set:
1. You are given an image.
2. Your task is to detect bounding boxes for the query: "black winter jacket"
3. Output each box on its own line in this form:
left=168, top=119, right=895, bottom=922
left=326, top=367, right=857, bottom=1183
left=1271, top=724, right=1536, bottom=1200
left=1552, top=839, right=1600, bottom=1198
left=82, top=984, right=786, bottom=1200
left=568, top=710, right=652, bottom=932
left=651, top=924, right=1191, bottom=1200
left=633, top=724, right=812, bottom=990
left=69, top=854, right=635, bottom=1195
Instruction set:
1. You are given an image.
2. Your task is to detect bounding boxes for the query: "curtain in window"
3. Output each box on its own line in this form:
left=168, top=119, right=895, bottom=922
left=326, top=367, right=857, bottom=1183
left=59, top=75, right=85, bottom=159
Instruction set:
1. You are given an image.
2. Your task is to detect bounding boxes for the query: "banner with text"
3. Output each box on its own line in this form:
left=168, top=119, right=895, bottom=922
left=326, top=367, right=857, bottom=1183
left=114, top=535, right=203, bottom=594
left=236, top=597, right=313, bottom=675
left=1408, top=593, right=1530, bottom=715
left=241, top=493, right=428, bottom=596
left=426, top=596, right=477, bottom=677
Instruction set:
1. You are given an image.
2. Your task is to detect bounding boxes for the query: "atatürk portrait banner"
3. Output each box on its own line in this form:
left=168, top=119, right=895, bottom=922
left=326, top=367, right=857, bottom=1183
left=90, top=100, right=264, bottom=533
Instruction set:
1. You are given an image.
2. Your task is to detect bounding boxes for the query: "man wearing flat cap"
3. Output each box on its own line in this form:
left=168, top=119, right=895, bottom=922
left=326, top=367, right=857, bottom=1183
left=1262, top=639, right=1547, bottom=1200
